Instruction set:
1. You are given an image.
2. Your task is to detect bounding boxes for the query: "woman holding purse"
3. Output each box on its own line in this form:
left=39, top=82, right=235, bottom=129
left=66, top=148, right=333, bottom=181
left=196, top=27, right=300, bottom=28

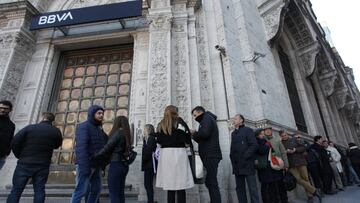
left=92, top=116, right=131, bottom=203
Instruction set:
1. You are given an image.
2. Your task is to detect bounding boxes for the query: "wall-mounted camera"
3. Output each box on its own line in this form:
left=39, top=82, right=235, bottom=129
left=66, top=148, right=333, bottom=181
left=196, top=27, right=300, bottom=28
left=215, top=45, right=226, bottom=56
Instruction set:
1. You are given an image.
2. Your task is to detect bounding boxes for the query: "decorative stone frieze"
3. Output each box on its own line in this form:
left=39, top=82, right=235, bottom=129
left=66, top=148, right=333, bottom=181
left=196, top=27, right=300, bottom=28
left=0, top=32, right=36, bottom=102
left=318, top=69, right=337, bottom=97
left=172, top=8, right=192, bottom=124
left=146, top=0, right=172, bottom=126
left=333, top=87, right=349, bottom=110
left=148, top=15, right=172, bottom=31
left=297, top=42, right=320, bottom=76
left=0, top=1, right=37, bottom=104
left=259, top=0, right=289, bottom=41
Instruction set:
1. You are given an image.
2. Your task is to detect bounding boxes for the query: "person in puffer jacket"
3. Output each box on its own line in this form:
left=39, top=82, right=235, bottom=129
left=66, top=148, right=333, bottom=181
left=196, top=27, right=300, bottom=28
left=71, top=105, right=108, bottom=203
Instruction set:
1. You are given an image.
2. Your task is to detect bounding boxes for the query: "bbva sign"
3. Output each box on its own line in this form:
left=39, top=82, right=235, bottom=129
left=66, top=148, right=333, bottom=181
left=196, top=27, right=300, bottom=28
left=30, top=0, right=142, bottom=30
left=38, top=12, right=73, bottom=25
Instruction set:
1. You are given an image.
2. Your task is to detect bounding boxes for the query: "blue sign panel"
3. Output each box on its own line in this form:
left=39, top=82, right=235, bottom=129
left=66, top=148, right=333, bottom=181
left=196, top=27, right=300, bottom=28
left=30, top=0, right=142, bottom=30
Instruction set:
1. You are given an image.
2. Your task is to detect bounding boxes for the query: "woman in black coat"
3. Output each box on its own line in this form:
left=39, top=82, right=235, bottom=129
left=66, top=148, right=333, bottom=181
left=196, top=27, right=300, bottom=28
left=142, top=124, right=157, bottom=203
left=92, top=116, right=131, bottom=203
left=255, top=128, right=283, bottom=203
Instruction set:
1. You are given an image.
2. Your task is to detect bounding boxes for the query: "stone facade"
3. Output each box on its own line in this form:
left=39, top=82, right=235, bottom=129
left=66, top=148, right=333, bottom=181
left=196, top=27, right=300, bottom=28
left=1, top=0, right=360, bottom=202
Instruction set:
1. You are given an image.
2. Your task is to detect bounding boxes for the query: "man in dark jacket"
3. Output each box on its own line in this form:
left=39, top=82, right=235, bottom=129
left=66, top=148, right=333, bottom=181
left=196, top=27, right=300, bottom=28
left=71, top=105, right=108, bottom=203
left=280, top=131, right=320, bottom=202
left=0, top=100, right=15, bottom=170
left=7, top=112, right=62, bottom=203
left=308, top=136, right=335, bottom=195
left=348, top=143, right=360, bottom=177
left=191, top=106, right=222, bottom=203
left=230, top=114, right=259, bottom=203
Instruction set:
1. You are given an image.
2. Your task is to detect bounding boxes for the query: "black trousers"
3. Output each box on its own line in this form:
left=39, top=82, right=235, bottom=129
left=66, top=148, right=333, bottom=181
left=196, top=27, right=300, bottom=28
left=353, top=164, right=360, bottom=177
left=308, top=162, right=322, bottom=189
left=168, top=190, right=185, bottom=203
left=235, top=174, right=259, bottom=203
left=276, top=178, right=289, bottom=203
left=203, top=158, right=221, bottom=203
left=261, top=182, right=279, bottom=203
left=144, top=169, right=154, bottom=203
left=321, top=164, right=334, bottom=193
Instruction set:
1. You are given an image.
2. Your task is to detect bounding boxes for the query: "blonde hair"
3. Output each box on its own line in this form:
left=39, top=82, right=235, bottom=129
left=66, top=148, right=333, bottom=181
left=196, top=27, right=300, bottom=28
left=158, top=105, right=179, bottom=135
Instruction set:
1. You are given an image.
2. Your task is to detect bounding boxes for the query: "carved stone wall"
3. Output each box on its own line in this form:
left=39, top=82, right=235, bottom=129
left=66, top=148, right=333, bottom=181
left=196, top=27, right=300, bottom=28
left=195, top=7, right=215, bottom=111
left=0, top=2, right=36, bottom=106
left=146, top=0, right=172, bottom=126
left=0, top=1, right=37, bottom=189
left=259, top=0, right=289, bottom=41
left=171, top=2, right=192, bottom=124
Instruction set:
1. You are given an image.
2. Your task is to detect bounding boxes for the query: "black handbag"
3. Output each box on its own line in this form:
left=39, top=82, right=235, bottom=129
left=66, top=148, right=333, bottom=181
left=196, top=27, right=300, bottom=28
left=122, top=146, right=137, bottom=166
left=283, top=171, right=297, bottom=191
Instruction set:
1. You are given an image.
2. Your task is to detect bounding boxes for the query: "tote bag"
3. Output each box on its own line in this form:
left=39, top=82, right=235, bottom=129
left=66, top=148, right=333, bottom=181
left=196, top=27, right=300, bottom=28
left=268, top=148, right=284, bottom=170
left=189, top=149, right=205, bottom=184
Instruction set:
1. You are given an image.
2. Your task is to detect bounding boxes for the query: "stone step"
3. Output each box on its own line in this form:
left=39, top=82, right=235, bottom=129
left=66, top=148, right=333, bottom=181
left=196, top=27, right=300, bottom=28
left=0, top=184, right=138, bottom=198
left=0, top=197, right=143, bottom=203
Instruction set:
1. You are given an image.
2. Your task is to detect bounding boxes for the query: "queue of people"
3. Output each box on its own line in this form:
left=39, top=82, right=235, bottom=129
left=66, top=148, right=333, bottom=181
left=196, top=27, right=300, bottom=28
left=1, top=99, right=360, bottom=203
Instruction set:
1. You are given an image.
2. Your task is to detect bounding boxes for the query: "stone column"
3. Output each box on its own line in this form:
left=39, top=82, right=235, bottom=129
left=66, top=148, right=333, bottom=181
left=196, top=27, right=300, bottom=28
left=171, top=1, right=193, bottom=124
left=0, top=1, right=37, bottom=104
left=0, top=1, right=37, bottom=189
left=310, top=74, right=337, bottom=140
left=129, top=31, right=150, bottom=201
left=146, top=0, right=172, bottom=126
left=187, top=7, right=201, bottom=123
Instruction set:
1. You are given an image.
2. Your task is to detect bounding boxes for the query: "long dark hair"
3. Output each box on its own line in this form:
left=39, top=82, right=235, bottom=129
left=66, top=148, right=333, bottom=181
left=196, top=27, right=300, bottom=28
left=109, top=116, right=131, bottom=153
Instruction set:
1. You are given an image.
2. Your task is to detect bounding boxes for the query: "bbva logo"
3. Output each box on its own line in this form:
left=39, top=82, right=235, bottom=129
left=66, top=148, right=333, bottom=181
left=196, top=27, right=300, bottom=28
left=38, top=12, right=73, bottom=25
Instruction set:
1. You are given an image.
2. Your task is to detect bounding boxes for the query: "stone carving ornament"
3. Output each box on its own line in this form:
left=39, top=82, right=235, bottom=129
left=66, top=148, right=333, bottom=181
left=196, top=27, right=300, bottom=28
left=147, top=12, right=172, bottom=124
left=318, top=69, right=337, bottom=97
left=173, top=35, right=191, bottom=123
left=195, top=9, right=214, bottom=111
left=298, top=42, right=320, bottom=77
left=259, top=0, right=289, bottom=41
left=333, top=88, right=349, bottom=110
left=148, top=15, right=172, bottom=31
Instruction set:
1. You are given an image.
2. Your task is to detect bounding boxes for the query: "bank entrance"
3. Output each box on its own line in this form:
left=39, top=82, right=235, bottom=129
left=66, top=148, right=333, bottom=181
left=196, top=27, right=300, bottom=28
left=48, top=45, right=133, bottom=183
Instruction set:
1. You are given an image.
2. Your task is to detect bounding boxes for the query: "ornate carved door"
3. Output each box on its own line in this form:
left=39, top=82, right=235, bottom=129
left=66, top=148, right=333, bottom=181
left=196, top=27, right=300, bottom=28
left=48, top=46, right=133, bottom=183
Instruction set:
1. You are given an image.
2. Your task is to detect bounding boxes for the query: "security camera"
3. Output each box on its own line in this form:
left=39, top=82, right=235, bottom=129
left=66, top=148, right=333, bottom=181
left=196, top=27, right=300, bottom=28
left=254, top=51, right=266, bottom=58
left=215, top=45, right=226, bottom=56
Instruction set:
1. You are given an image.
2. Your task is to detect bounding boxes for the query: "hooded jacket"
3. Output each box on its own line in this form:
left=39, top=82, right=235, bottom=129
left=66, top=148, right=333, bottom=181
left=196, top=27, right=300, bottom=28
left=0, top=115, right=15, bottom=158
left=75, top=105, right=108, bottom=175
left=11, top=121, right=62, bottom=166
left=193, top=111, right=222, bottom=160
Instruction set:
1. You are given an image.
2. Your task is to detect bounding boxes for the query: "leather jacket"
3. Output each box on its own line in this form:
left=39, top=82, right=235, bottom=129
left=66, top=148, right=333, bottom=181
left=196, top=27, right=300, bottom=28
left=92, top=129, right=126, bottom=166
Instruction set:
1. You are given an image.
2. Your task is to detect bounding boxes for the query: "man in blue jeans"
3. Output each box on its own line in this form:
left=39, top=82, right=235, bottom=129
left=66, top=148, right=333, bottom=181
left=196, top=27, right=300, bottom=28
left=7, top=112, right=62, bottom=203
left=71, top=105, right=108, bottom=203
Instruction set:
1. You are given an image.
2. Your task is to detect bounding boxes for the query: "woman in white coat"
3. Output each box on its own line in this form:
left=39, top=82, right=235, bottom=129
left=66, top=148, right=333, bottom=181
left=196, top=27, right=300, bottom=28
left=325, top=141, right=344, bottom=190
